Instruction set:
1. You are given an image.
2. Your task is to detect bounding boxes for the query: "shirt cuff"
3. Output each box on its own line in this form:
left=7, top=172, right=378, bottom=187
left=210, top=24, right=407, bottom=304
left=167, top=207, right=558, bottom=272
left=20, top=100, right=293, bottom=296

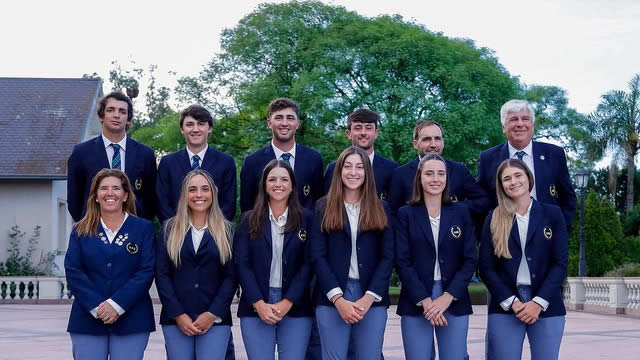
left=106, top=298, right=126, bottom=315
left=500, top=296, right=516, bottom=311
left=210, top=312, right=223, bottom=324
left=365, top=291, right=382, bottom=302
left=326, top=288, right=343, bottom=301
left=532, top=296, right=549, bottom=311
left=90, top=306, right=99, bottom=319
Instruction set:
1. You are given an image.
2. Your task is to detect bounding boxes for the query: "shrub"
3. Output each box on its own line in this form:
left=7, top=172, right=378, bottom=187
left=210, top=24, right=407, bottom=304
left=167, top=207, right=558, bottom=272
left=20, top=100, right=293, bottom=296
left=0, top=225, right=57, bottom=276
left=604, top=263, right=640, bottom=277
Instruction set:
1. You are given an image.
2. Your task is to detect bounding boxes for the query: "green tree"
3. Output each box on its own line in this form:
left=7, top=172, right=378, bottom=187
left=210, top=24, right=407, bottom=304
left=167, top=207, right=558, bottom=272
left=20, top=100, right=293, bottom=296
left=586, top=74, right=640, bottom=213
left=176, top=1, right=522, bottom=169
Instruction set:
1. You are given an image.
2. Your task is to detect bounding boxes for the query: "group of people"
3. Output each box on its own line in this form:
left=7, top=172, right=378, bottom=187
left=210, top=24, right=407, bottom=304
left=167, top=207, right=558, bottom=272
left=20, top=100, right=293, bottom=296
left=64, top=92, right=576, bottom=360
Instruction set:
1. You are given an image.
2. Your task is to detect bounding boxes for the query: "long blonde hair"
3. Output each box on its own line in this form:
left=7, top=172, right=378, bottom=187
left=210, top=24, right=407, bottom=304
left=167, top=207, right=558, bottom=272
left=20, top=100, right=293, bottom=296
left=490, top=159, right=534, bottom=259
left=75, top=169, right=137, bottom=236
left=164, top=170, right=233, bottom=266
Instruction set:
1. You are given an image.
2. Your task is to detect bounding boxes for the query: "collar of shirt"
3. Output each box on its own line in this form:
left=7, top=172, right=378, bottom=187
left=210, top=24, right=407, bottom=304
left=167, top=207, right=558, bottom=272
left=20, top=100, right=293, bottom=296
left=100, top=213, right=129, bottom=243
left=515, top=198, right=533, bottom=222
left=368, top=150, right=375, bottom=166
left=186, top=145, right=208, bottom=164
left=344, top=202, right=361, bottom=217
left=508, top=140, right=533, bottom=159
left=429, top=215, right=440, bottom=224
left=271, top=141, right=296, bottom=160
left=102, top=133, right=127, bottom=152
left=268, top=206, right=289, bottom=228
left=190, top=222, right=208, bottom=232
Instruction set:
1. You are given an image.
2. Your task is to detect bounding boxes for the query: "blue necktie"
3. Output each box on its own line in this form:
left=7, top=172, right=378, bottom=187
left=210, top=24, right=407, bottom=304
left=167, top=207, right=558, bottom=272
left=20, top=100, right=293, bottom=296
left=111, top=144, right=121, bottom=170
left=515, top=151, right=526, bottom=160
left=281, top=153, right=291, bottom=166
left=191, top=154, right=201, bottom=170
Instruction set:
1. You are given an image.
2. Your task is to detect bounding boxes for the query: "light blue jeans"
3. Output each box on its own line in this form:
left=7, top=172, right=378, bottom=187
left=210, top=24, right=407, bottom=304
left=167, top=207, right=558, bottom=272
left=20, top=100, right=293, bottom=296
left=70, top=332, right=150, bottom=360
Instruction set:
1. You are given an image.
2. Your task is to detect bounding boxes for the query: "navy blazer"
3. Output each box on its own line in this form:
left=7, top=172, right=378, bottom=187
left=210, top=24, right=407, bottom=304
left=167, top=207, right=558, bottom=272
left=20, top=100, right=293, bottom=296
left=155, top=227, right=237, bottom=326
left=67, top=136, right=157, bottom=222
left=476, top=141, right=577, bottom=230
left=478, top=200, right=568, bottom=318
left=323, top=153, right=398, bottom=200
left=309, top=199, right=394, bottom=307
left=234, top=209, right=314, bottom=318
left=65, top=216, right=156, bottom=335
left=395, top=202, right=477, bottom=317
left=156, top=147, right=237, bottom=222
left=240, top=144, right=324, bottom=213
left=388, top=157, right=489, bottom=215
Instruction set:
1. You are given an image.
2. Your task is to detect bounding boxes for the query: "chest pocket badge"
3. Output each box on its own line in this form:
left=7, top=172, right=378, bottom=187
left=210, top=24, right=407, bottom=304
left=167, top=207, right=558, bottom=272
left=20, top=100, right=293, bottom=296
left=543, top=227, right=552, bottom=240
left=549, top=184, right=557, bottom=198
left=298, top=229, right=307, bottom=241
left=135, top=178, right=143, bottom=190
left=380, top=192, right=387, bottom=200
left=450, top=226, right=462, bottom=239
left=126, top=242, right=139, bottom=255
left=450, top=195, right=458, bottom=202
left=303, top=184, right=311, bottom=197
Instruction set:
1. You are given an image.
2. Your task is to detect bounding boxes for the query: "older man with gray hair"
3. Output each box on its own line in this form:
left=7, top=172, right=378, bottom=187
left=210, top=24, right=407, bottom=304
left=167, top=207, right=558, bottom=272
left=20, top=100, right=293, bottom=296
left=477, top=99, right=577, bottom=230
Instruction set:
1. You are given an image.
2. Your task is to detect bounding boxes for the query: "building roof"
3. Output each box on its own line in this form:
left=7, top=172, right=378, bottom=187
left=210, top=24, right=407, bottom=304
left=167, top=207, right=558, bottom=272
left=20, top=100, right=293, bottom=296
left=0, top=77, right=102, bottom=179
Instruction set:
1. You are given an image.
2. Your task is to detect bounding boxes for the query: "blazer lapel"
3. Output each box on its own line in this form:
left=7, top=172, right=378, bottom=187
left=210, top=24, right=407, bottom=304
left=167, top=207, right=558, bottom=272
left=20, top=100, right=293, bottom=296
left=342, top=208, right=352, bottom=240
left=93, top=136, right=110, bottom=169
left=124, top=137, right=139, bottom=179
left=531, top=142, right=547, bottom=196
left=201, top=147, right=217, bottom=172
left=179, top=148, right=192, bottom=175
left=510, top=218, right=522, bottom=254
left=185, top=230, right=196, bottom=257
left=417, top=205, right=436, bottom=250
left=525, top=200, right=541, bottom=248
left=263, top=217, right=273, bottom=248
left=500, top=143, right=510, bottom=161
left=437, top=206, right=452, bottom=251
left=197, top=230, right=212, bottom=255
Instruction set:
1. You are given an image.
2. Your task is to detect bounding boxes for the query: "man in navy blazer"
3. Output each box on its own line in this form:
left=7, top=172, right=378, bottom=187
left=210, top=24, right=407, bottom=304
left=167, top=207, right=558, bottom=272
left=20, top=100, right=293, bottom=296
left=323, top=109, right=398, bottom=200
left=67, top=91, right=157, bottom=222
left=240, top=98, right=323, bottom=213
left=156, top=105, right=237, bottom=222
left=477, top=100, right=577, bottom=230
left=388, top=120, right=488, bottom=215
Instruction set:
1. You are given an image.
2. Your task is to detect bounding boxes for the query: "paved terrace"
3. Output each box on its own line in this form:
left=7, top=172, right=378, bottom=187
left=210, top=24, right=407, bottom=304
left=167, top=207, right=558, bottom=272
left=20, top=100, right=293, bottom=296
left=0, top=304, right=638, bottom=359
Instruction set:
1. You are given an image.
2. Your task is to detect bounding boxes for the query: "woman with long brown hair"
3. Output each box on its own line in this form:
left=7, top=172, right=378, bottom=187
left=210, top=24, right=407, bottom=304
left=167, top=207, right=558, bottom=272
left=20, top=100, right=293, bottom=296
left=155, top=169, right=236, bottom=360
left=234, top=159, right=314, bottom=359
left=310, top=146, right=393, bottom=359
left=479, top=159, right=568, bottom=360
left=65, top=168, right=155, bottom=360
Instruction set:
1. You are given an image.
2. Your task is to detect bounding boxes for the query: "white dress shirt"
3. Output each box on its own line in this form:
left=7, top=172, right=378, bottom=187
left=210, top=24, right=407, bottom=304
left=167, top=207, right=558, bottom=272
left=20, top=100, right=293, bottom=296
left=508, top=141, right=537, bottom=200
left=190, top=223, right=207, bottom=254
left=368, top=151, right=375, bottom=166
left=429, top=215, right=442, bottom=281
left=102, top=134, right=127, bottom=172
left=499, top=200, right=549, bottom=312
left=92, top=214, right=130, bottom=318
left=186, top=145, right=208, bottom=167
left=269, top=207, right=288, bottom=288
left=272, top=141, right=296, bottom=169
left=326, top=203, right=381, bottom=302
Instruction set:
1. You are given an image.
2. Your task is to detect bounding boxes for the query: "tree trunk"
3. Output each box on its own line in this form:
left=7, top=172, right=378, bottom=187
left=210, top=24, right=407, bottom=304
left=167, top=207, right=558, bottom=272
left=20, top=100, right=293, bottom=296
left=626, top=154, right=635, bottom=213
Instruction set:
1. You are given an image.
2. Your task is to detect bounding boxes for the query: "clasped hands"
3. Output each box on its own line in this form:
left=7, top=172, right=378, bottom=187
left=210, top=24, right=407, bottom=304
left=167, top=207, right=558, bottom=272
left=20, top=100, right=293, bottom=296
left=512, top=299, right=542, bottom=324
left=420, top=292, right=454, bottom=327
left=96, top=301, right=119, bottom=325
left=175, top=312, right=217, bottom=336
left=331, top=293, right=375, bottom=324
left=254, top=299, right=293, bottom=325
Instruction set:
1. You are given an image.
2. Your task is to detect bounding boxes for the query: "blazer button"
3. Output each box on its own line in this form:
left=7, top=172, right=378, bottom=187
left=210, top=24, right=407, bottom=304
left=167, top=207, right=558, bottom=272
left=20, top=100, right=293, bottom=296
left=357, top=247, right=361, bottom=251
left=531, top=274, right=536, bottom=279
left=107, top=263, right=112, bottom=268
left=527, top=257, right=532, bottom=261
left=442, top=276, right=447, bottom=281
left=284, top=261, right=287, bottom=265
left=439, top=259, right=444, bottom=263
left=194, top=283, right=199, bottom=288
left=358, top=263, right=363, bottom=268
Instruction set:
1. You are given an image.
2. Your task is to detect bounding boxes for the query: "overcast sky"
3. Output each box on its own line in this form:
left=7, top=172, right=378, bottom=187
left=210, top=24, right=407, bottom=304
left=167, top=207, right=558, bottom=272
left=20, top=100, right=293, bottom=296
left=2, top=0, right=638, bottom=114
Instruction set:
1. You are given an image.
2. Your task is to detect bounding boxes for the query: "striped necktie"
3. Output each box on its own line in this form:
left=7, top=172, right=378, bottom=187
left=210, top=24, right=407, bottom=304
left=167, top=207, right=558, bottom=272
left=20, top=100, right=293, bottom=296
left=192, top=154, right=201, bottom=170
left=111, top=144, right=121, bottom=170
left=281, top=153, right=291, bottom=166
left=515, top=151, right=526, bottom=160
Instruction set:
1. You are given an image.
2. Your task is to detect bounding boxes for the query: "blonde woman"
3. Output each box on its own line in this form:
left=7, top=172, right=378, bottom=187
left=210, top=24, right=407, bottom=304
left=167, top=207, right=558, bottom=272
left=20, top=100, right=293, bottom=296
left=479, top=159, right=568, bottom=360
left=65, top=168, right=155, bottom=360
left=155, top=169, right=236, bottom=360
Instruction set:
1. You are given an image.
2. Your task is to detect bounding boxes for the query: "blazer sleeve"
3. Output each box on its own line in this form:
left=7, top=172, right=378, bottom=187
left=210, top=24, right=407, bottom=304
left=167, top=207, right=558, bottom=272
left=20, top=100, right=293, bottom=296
left=64, top=230, right=106, bottom=311
left=239, top=157, right=256, bottom=214
left=142, top=148, right=158, bottom=221
left=233, top=215, right=265, bottom=305
left=155, top=157, right=173, bottom=224
left=535, top=206, right=569, bottom=302
left=309, top=206, right=343, bottom=295
left=478, top=212, right=516, bottom=304
left=111, top=222, right=156, bottom=310
left=208, top=248, right=237, bottom=319
left=283, top=211, right=313, bottom=304
left=444, top=206, right=478, bottom=300
left=67, top=147, right=84, bottom=222
left=365, top=207, right=394, bottom=297
left=554, top=148, right=577, bottom=231
left=154, top=230, right=186, bottom=319
left=394, top=208, right=430, bottom=304
left=219, top=158, right=238, bottom=221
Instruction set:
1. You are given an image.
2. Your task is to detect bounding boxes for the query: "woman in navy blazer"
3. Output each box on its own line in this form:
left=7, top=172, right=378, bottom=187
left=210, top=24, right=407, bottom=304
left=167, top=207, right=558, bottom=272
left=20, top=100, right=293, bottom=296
left=310, top=146, right=393, bottom=360
left=395, top=154, right=477, bottom=360
left=234, top=159, right=313, bottom=360
left=479, top=159, right=568, bottom=360
left=65, top=168, right=155, bottom=360
left=155, top=169, right=236, bottom=360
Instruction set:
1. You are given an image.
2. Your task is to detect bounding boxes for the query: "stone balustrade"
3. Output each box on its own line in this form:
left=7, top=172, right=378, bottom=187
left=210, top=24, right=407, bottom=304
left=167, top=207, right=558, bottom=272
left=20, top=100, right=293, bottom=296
left=564, top=277, right=640, bottom=317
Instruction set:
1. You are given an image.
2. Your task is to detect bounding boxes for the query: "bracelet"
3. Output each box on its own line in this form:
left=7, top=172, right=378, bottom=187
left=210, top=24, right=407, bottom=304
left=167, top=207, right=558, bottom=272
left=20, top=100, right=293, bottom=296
left=332, top=295, right=343, bottom=304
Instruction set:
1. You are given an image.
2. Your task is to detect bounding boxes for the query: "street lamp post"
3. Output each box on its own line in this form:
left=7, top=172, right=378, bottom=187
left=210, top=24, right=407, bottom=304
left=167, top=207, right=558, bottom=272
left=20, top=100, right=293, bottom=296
left=575, top=168, right=590, bottom=277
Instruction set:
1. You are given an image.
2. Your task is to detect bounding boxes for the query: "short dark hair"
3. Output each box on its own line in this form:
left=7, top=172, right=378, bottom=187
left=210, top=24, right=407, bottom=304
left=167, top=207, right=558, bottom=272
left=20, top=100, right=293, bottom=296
left=267, top=98, right=299, bottom=119
left=180, top=104, right=214, bottom=128
left=347, top=108, right=379, bottom=130
left=413, top=120, right=444, bottom=140
left=97, top=91, right=134, bottom=124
